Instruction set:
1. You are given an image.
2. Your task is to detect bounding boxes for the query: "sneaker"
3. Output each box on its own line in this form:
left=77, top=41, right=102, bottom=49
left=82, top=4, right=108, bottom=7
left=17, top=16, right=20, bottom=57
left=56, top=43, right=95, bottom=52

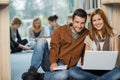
left=22, top=66, right=37, bottom=80
left=37, top=73, right=44, bottom=80
left=22, top=72, right=29, bottom=80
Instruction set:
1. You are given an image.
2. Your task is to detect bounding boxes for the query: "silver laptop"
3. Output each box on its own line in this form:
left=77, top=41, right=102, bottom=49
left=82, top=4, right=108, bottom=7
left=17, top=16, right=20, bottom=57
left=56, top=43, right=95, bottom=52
left=81, top=51, right=118, bottom=70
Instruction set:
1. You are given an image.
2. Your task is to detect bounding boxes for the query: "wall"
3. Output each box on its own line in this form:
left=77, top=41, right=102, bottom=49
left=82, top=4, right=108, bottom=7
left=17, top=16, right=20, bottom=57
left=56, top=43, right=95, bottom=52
left=0, top=0, right=11, bottom=79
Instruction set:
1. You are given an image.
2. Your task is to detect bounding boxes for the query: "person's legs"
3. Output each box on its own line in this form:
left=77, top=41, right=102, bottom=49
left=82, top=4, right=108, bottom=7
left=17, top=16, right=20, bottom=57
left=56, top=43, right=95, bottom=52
left=26, top=41, right=36, bottom=50
left=97, top=67, right=120, bottom=80
left=44, top=70, right=68, bottom=80
left=10, top=41, right=22, bottom=53
left=69, top=67, right=98, bottom=80
left=43, top=61, right=68, bottom=80
left=11, top=39, right=28, bottom=53
left=22, top=38, right=50, bottom=80
left=31, top=38, right=49, bottom=69
left=11, top=47, right=22, bottom=53
left=41, top=41, right=50, bottom=71
left=19, top=39, right=28, bottom=45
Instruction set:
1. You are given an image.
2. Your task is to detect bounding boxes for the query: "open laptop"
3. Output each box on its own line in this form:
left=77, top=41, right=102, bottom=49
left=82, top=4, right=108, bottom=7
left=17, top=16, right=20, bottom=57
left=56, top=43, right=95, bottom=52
left=81, top=51, right=118, bottom=70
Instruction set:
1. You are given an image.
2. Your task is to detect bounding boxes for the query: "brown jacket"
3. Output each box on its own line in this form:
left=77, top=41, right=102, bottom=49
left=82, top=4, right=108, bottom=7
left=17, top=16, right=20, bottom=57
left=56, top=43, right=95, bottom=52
left=49, top=24, right=89, bottom=68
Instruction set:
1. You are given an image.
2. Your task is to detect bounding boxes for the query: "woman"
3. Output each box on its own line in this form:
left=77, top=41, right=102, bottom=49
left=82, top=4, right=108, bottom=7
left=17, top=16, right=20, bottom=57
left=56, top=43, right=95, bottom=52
left=42, top=15, right=60, bottom=46
left=85, top=9, right=118, bottom=51
left=27, top=17, right=45, bottom=49
left=48, top=15, right=59, bottom=36
left=10, top=17, right=31, bottom=53
left=69, top=9, right=120, bottom=80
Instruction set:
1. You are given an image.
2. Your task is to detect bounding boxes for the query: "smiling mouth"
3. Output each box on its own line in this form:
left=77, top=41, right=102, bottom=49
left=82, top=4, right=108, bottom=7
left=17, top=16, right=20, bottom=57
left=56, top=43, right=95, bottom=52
left=76, top=28, right=83, bottom=32
left=96, top=25, right=101, bottom=28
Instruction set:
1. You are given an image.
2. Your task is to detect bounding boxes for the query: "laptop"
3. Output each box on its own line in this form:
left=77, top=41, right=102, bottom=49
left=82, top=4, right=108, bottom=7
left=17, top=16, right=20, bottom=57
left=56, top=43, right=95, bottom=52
left=81, top=51, right=118, bottom=70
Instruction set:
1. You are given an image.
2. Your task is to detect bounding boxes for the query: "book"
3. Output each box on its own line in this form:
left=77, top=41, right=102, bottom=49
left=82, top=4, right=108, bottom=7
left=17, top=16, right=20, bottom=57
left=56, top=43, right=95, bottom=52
left=53, top=65, right=67, bottom=71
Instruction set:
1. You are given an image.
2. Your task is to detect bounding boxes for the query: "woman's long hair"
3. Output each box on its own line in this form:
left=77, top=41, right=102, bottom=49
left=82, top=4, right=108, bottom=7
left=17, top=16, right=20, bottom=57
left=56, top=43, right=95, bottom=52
left=89, top=9, right=114, bottom=40
left=32, top=17, right=42, bottom=33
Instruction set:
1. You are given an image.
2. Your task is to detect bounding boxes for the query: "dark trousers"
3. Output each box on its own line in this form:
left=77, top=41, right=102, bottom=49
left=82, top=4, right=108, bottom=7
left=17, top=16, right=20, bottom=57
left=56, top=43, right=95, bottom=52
left=11, top=39, right=28, bottom=53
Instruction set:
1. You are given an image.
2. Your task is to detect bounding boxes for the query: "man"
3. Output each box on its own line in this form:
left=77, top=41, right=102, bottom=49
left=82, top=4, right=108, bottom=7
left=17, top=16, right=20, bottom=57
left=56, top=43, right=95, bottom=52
left=22, top=8, right=89, bottom=80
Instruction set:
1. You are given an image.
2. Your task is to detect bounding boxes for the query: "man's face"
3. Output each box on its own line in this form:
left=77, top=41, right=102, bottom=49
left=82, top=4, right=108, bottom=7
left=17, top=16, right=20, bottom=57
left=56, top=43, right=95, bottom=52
left=72, top=16, right=86, bottom=33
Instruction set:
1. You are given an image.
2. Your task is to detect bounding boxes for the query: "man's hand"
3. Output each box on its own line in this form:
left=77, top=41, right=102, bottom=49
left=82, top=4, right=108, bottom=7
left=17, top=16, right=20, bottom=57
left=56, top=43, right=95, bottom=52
left=50, top=63, right=58, bottom=71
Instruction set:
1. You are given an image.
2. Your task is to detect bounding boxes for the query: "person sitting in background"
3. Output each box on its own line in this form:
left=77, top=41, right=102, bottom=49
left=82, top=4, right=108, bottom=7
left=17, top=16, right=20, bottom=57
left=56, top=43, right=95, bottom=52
left=48, top=15, right=60, bottom=37
left=69, top=8, right=120, bottom=80
left=40, top=15, right=60, bottom=46
left=10, top=17, right=31, bottom=53
left=27, top=17, right=46, bottom=49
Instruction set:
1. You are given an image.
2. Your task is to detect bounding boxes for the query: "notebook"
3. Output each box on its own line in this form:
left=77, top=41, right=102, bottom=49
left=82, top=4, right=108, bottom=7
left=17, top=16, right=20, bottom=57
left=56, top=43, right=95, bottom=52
left=53, top=65, right=67, bottom=71
left=81, top=51, right=118, bottom=70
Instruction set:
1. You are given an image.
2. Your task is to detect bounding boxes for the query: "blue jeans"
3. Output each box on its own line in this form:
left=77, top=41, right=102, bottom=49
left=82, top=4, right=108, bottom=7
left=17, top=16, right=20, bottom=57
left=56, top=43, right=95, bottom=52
left=44, top=61, right=69, bottom=80
left=69, top=67, right=98, bottom=80
left=31, top=38, right=69, bottom=80
left=98, top=67, right=120, bottom=80
left=69, top=67, right=120, bottom=80
left=26, top=40, right=36, bottom=49
left=31, top=38, right=50, bottom=71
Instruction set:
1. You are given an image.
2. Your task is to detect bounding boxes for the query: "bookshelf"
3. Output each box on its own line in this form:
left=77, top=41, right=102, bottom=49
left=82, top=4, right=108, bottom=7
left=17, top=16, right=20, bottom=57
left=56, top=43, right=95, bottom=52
left=83, top=0, right=101, bottom=14
left=74, top=0, right=101, bottom=14
left=88, top=0, right=101, bottom=15
left=102, top=0, right=120, bottom=4
left=101, top=0, right=120, bottom=33
left=0, top=0, right=11, bottom=80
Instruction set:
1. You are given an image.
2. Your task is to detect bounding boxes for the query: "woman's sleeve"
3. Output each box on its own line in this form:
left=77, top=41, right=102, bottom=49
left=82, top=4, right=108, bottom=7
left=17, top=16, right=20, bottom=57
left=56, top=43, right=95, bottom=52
left=84, top=35, right=91, bottom=47
left=28, top=27, right=35, bottom=41
left=40, top=27, right=46, bottom=37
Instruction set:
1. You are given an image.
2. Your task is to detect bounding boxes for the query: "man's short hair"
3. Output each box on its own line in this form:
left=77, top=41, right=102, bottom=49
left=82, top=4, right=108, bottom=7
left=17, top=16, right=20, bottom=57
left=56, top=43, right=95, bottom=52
left=72, top=8, right=87, bottom=21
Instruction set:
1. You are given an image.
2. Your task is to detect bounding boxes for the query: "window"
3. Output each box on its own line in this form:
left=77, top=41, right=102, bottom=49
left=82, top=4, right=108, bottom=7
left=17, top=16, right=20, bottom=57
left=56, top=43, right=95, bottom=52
left=10, top=0, right=68, bottom=38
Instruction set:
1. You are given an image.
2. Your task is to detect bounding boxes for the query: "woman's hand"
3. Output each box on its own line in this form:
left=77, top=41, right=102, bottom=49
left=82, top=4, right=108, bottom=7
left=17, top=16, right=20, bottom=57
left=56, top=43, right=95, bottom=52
left=23, top=46, right=31, bottom=50
left=19, top=44, right=31, bottom=50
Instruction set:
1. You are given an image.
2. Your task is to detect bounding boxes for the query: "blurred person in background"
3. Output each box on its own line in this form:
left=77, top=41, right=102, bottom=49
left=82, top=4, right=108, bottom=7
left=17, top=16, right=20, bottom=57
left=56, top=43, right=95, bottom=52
left=27, top=17, right=46, bottom=49
left=10, top=17, right=31, bottom=53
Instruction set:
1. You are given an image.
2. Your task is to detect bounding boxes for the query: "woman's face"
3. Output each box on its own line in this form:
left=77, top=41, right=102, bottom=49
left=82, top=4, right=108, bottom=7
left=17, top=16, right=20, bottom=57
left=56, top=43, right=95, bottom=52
left=92, top=14, right=104, bottom=31
left=13, top=24, right=20, bottom=30
left=34, top=20, right=41, bottom=28
left=48, top=20, right=56, bottom=27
